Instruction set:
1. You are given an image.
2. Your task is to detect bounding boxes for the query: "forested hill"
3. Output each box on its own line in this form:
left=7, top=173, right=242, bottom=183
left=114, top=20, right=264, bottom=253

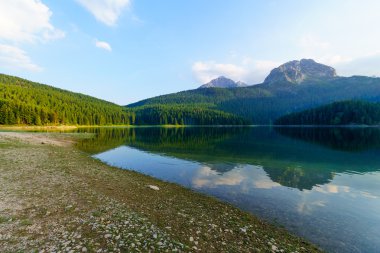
left=274, top=100, right=380, bottom=125
left=127, top=76, right=380, bottom=124
left=0, top=74, right=247, bottom=126
left=0, top=74, right=135, bottom=125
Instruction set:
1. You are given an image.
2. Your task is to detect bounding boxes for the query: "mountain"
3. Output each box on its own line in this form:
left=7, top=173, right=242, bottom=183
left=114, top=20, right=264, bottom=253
left=0, top=74, right=135, bottom=125
left=128, top=59, right=380, bottom=124
left=264, top=59, right=337, bottom=84
left=275, top=100, right=380, bottom=125
left=199, top=76, right=247, bottom=88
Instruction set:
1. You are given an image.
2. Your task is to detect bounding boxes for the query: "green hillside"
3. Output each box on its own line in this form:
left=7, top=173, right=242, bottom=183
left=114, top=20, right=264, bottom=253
left=127, top=76, right=380, bottom=124
left=274, top=100, right=380, bottom=125
left=0, top=74, right=246, bottom=126
left=0, top=74, right=135, bottom=125
left=133, top=104, right=249, bottom=125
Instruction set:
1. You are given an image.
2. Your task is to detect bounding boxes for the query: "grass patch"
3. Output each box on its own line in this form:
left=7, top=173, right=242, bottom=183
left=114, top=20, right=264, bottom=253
left=20, top=219, right=33, bottom=226
left=0, top=216, right=10, bottom=224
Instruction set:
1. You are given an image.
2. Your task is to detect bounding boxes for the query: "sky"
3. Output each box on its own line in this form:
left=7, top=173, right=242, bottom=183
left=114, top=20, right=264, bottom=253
left=1, top=0, right=380, bottom=105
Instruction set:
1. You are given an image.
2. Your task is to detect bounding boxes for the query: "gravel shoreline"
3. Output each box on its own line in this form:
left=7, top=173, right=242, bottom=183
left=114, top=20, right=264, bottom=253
left=0, top=132, right=322, bottom=252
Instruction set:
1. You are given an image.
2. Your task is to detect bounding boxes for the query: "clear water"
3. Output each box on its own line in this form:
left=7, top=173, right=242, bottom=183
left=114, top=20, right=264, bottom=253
left=74, top=126, right=380, bottom=253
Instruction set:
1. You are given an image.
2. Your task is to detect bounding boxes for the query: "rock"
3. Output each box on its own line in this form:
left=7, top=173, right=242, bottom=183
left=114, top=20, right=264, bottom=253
left=189, top=236, right=194, bottom=242
left=148, top=185, right=160, bottom=191
left=104, top=234, right=112, bottom=239
left=199, top=76, right=247, bottom=89
left=264, top=59, right=337, bottom=84
left=272, top=245, right=278, bottom=251
left=81, top=247, right=87, bottom=252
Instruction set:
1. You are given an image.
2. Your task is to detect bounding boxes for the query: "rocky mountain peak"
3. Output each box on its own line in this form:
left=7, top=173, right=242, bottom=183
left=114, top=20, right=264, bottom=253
left=199, top=76, right=247, bottom=89
left=264, top=59, right=337, bottom=84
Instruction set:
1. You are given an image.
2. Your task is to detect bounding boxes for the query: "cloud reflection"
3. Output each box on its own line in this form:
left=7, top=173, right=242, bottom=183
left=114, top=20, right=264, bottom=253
left=191, top=164, right=281, bottom=190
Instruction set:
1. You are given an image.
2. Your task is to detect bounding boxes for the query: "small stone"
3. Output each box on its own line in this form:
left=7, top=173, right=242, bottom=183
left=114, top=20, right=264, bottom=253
left=272, top=245, right=278, bottom=251
left=104, top=234, right=112, bottom=239
left=189, top=236, right=194, bottom=242
left=81, top=247, right=87, bottom=252
left=148, top=185, right=160, bottom=191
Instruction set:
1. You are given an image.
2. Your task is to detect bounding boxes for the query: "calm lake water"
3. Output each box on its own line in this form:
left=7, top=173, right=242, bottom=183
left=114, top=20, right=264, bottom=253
left=74, top=126, right=380, bottom=253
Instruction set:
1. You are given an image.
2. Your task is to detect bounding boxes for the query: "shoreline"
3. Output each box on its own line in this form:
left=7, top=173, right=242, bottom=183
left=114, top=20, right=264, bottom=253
left=0, top=131, right=321, bottom=252
left=1, top=123, right=379, bottom=132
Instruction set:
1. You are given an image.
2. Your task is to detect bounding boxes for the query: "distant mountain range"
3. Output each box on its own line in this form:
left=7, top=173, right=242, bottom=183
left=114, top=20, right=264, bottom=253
left=198, top=59, right=337, bottom=88
left=2, top=58, right=380, bottom=126
left=128, top=59, right=380, bottom=124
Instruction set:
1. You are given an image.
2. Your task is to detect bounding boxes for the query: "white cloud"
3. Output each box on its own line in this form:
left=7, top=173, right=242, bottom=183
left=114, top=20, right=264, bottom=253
left=76, top=0, right=130, bottom=26
left=0, top=0, right=64, bottom=72
left=332, top=51, right=380, bottom=77
left=95, top=40, right=112, bottom=51
left=0, top=0, right=65, bottom=43
left=317, top=55, right=353, bottom=66
left=192, top=59, right=279, bottom=84
left=0, top=44, right=42, bottom=72
left=192, top=61, right=247, bottom=83
left=299, top=34, right=330, bottom=52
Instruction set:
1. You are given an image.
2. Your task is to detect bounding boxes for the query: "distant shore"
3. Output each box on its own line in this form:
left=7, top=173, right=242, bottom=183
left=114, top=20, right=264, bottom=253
left=1, top=124, right=379, bottom=131
left=0, top=125, right=79, bottom=131
left=0, top=131, right=321, bottom=252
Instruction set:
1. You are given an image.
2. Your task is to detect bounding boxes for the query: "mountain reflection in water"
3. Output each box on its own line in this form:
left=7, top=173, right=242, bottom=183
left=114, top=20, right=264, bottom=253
left=74, top=126, right=380, bottom=253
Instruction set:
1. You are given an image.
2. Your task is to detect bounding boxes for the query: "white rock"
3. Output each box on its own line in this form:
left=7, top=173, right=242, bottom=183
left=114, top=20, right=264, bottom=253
left=272, top=245, right=278, bottom=251
left=189, top=236, right=194, bottom=242
left=148, top=185, right=160, bottom=191
left=81, top=247, right=87, bottom=252
left=104, top=234, right=112, bottom=239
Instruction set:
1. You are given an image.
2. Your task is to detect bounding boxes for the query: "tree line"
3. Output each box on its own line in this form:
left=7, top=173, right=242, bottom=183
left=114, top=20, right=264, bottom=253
left=0, top=74, right=135, bottom=125
left=133, top=105, right=249, bottom=125
left=274, top=100, right=380, bottom=125
left=0, top=74, right=248, bottom=126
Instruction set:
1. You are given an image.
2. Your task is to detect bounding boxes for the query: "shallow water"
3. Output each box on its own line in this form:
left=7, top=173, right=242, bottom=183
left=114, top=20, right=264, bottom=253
left=75, top=126, right=380, bottom=252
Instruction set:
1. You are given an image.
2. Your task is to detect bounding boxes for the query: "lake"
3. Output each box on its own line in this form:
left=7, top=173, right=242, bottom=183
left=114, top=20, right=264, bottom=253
left=75, top=126, right=380, bottom=253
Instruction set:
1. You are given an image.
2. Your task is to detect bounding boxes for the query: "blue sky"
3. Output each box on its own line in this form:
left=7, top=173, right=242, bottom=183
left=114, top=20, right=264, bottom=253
left=1, top=0, right=380, bottom=104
